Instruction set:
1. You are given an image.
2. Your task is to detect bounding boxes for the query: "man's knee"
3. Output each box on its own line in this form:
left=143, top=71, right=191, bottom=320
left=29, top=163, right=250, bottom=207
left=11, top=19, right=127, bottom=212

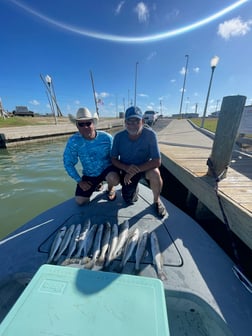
left=106, top=171, right=120, bottom=185
left=75, top=196, right=90, bottom=205
left=145, top=168, right=161, bottom=181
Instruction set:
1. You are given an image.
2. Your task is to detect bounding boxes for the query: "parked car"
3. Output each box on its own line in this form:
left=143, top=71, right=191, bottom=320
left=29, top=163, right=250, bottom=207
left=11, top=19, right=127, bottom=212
left=143, top=110, right=159, bottom=125
left=13, top=106, right=34, bottom=117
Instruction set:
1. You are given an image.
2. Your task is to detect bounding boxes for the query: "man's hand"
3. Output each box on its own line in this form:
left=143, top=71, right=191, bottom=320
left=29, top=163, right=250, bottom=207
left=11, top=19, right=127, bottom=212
left=126, top=164, right=140, bottom=176
left=124, top=173, right=133, bottom=185
left=78, top=180, right=92, bottom=191
left=124, top=165, right=141, bottom=185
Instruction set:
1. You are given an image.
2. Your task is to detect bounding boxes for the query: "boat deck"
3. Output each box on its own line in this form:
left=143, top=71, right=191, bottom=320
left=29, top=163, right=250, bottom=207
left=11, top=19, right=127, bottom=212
left=0, top=184, right=251, bottom=336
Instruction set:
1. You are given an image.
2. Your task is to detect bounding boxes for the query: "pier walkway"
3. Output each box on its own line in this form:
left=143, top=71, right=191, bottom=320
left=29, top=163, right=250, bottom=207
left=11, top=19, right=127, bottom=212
left=155, top=118, right=252, bottom=251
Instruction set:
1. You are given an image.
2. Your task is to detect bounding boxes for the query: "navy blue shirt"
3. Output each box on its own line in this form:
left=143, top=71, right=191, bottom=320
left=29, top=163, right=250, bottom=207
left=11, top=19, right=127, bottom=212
left=111, top=127, right=160, bottom=165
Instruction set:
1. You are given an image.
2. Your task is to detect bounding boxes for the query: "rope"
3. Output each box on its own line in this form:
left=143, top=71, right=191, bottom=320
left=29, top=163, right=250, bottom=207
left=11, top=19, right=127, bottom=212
left=206, top=158, right=241, bottom=267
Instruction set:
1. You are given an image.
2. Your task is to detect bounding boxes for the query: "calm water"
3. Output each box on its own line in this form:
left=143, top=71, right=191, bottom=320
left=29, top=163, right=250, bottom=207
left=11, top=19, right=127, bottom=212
left=0, top=137, right=77, bottom=239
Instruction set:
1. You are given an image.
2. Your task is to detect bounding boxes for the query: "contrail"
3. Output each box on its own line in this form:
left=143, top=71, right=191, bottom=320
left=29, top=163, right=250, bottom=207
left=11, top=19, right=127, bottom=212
left=9, top=0, right=249, bottom=43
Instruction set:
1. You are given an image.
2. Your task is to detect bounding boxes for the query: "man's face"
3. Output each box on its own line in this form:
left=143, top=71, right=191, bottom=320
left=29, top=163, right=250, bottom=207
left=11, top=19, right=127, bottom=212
left=76, top=120, right=95, bottom=139
left=125, top=117, right=143, bottom=136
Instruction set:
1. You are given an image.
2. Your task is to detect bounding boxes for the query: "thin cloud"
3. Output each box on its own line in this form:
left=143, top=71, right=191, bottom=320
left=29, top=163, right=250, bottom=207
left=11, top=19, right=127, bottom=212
left=29, top=99, right=40, bottom=106
left=180, top=67, right=187, bottom=75
left=115, top=1, right=125, bottom=15
left=134, top=2, right=149, bottom=23
left=138, top=93, right=148, bottom=97
left=146, top=51, right=157, bottom=61
left=218, top=17, right=252, bottom=40
left=193, top=67, right=200, bottom=73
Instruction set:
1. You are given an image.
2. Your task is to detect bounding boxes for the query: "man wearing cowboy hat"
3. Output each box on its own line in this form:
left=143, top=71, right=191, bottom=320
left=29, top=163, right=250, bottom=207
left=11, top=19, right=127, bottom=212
left=63, top=107, right=119, bottom=204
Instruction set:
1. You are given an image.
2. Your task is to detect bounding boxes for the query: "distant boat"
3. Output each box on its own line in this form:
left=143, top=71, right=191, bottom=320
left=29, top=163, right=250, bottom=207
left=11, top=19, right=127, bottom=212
left=0, top=184, right=251, bottom=335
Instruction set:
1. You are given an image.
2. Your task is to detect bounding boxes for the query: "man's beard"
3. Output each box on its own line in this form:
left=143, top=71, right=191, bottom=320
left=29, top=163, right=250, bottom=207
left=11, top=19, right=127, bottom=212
left=127, top=125, right=143, bottom=136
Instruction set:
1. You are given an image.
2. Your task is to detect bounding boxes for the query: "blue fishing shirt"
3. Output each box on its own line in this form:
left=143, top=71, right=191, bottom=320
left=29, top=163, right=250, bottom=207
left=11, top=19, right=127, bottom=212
left=63, top=131, right=113, bottom=182
left=111, top=127, right=160, bottom=165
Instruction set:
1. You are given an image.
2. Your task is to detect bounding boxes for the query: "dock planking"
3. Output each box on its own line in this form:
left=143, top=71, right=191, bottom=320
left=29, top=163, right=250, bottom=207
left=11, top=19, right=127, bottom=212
left=156, top=118, right=252, bottom=251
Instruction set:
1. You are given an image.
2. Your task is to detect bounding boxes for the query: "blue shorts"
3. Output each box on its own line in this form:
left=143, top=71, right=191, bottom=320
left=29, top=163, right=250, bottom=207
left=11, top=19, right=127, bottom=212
left=75, top=165, right=119, bottom=198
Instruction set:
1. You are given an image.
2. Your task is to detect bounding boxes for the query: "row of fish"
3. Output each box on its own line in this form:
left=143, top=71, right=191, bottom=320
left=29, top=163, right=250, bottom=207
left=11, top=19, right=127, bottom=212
left=46, top=219, right=167, bottom=280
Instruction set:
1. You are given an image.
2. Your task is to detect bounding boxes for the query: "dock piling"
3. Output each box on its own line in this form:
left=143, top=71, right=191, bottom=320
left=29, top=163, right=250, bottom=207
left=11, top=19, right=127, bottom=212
left=207, top=95, right=246, bottom=179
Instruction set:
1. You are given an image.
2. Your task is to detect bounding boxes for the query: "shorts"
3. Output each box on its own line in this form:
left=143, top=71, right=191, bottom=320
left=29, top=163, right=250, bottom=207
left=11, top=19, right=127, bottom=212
left=120, top=171, right=145, bottom=203
left=75, top=165, right=119, bottom=198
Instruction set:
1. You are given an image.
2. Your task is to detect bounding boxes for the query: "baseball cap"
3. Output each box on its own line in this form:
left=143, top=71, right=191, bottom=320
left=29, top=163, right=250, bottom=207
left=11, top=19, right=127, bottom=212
left=125, top=106, right=143, bottom=120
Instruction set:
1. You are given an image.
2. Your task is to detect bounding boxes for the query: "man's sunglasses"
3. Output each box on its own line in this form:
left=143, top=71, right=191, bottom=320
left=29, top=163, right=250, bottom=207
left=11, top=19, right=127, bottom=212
left=77, top=121, right=92, bottom=127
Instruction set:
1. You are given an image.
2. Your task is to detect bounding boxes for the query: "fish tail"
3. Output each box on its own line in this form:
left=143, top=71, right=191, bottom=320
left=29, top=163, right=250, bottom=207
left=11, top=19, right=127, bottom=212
left=80, top=256, right=90, bottom=265
left=83, top=260, right=95, bottom=269
left=158, top=271, right=167, bottom=281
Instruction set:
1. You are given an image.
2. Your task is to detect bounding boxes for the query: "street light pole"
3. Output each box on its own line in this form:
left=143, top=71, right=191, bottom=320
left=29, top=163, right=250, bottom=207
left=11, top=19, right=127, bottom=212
left=179, top=54, right=189, bottom=118
left=201, top=56, right=219, bottom=128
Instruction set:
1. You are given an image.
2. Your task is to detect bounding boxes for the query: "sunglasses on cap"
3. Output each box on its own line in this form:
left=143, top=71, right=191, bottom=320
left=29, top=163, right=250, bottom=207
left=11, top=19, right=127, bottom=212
left=77, top=121, right=93, bottom=127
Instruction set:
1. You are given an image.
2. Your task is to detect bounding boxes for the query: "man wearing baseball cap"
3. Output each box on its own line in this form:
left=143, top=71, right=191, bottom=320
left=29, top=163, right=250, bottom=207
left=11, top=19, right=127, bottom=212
left=111, top=106, right=166, bottom=218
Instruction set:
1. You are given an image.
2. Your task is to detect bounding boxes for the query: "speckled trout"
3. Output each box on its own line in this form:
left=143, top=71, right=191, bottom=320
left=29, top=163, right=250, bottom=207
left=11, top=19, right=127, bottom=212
left=135, top=230, right=148, bottom=272
left=47, top=226, right=67, bottom=264
left=104, top=223, right=118, bottom=268
left=150, top=231, right=167, bottom=281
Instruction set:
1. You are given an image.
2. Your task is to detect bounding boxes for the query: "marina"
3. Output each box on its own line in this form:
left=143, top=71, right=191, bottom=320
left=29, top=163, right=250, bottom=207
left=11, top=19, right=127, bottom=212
left=0, top=99, right=251, bottom=334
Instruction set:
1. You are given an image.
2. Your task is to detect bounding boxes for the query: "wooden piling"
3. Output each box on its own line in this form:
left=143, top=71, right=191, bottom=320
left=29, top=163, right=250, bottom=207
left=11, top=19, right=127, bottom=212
left=207, top=95, right=246, bottom=179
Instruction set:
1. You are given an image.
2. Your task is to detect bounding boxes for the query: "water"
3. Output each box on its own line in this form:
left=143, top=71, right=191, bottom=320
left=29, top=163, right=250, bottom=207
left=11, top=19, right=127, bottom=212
left=0, top=137, right=76, bottom=239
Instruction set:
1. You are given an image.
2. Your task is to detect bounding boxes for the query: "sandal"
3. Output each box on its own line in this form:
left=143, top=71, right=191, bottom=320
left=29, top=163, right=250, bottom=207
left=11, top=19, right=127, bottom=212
left=95, top=183, right=103, bottom=192
left=154, top=201, right=167, bottom=218
left=107, top=189, right=117, bottom=201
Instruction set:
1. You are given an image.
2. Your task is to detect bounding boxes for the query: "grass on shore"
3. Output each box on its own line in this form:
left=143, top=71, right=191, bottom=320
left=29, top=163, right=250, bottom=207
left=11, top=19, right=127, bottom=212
left=190, top=118, right=218, bottom=132
left=0, top=116, right=66, bottom=127
left=0, top=116, right=117, bottom=128
left=1, top=115, right=218, bottom=130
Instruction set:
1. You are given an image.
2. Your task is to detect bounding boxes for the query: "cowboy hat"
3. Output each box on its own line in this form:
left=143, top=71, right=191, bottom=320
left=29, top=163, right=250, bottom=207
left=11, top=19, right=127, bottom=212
left=68, top=107, right=99, bottom=125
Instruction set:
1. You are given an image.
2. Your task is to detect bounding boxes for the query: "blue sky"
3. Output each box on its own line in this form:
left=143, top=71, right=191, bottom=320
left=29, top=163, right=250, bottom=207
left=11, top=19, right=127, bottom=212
left=1, top=0, right=252, bottom=117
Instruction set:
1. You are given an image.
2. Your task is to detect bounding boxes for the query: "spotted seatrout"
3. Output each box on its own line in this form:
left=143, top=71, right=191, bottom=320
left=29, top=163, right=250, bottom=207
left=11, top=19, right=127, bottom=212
left=74, top=219, right=91, bottom=258
left=118, top=228, right=140, bottom=272
left=65, top=223, right=82, bottom=259
left=135, top=230, right=148, bottom=272
left=97, top=221, right=111, bottom=266
left=104, top=223, right=118, bottom=268
left=150, top=231, right=167, bottom=281
left=47, top=226, right=67, bottom=264
left=84, top=223, right=104, bottom=269
left=114, top=219, right=129, bottom=257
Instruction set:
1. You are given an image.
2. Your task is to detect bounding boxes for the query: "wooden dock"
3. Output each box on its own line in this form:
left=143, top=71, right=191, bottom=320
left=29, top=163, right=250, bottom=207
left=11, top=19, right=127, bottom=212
left=156, top=118, right=252, bottom=251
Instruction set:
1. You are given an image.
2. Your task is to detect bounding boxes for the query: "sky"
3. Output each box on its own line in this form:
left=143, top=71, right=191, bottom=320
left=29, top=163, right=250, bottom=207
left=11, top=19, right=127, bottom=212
left=0, top=0, right=252, bottom=118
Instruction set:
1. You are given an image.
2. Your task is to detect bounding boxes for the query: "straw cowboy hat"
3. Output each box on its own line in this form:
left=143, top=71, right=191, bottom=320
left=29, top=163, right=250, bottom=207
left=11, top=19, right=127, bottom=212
left=68, top=107, right=99, bottom=125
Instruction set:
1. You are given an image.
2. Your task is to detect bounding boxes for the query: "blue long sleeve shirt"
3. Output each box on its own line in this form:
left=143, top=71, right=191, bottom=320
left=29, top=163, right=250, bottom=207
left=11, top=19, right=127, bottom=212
left=63, top=131, right=113, bottom=182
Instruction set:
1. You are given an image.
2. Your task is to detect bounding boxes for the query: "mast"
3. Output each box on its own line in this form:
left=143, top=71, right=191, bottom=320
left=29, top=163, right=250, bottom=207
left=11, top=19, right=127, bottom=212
left=90, top=70, right=99, bottom=117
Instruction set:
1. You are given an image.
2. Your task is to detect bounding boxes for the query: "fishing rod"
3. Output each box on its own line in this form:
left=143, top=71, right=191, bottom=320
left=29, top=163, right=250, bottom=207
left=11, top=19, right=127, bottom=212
left=90, top=70, right=99, bottom=117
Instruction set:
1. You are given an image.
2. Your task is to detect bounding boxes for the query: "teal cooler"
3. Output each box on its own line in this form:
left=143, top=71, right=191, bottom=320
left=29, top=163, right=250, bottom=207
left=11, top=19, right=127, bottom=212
left=0, top=265, right=170, bottom=335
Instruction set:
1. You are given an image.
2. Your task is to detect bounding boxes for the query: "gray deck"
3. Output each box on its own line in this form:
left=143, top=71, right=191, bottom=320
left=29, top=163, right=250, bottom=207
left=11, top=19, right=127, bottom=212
left=0, top=184, right=251, bottom=335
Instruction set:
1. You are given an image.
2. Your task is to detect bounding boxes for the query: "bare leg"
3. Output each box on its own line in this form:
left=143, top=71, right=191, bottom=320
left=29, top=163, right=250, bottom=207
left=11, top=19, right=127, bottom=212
left=105, top=171, right=120, bottom=192
left=145, top=168, right=163, bottom=203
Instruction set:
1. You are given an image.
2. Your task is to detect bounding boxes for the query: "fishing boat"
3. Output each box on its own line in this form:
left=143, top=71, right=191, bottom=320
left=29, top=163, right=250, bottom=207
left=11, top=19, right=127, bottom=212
left=0, top=183, right=251, bottom=335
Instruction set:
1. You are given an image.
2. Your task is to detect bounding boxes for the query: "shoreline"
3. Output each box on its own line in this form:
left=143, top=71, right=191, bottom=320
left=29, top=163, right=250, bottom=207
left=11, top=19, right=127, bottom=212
left=0, top=120, right=124, bottom=148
